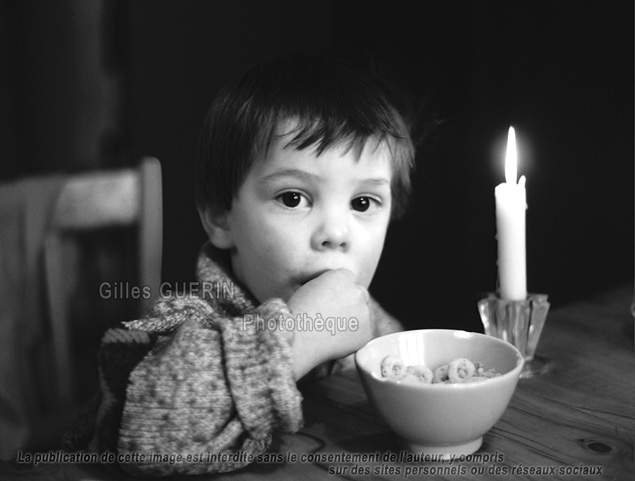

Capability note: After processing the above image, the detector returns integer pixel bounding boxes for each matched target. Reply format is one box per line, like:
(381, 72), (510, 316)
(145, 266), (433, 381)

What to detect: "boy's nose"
(312, 213), (350, 251)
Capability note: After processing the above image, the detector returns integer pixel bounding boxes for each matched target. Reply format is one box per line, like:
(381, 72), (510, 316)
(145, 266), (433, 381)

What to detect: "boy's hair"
(195, 53), (415, 219)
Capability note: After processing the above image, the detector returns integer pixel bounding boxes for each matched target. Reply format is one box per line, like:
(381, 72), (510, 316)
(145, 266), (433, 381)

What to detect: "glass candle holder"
(477, 293), (551, 378)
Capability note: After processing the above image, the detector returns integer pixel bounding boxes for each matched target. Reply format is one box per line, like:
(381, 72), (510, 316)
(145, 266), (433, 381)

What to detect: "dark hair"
(195, 53), (415, 218)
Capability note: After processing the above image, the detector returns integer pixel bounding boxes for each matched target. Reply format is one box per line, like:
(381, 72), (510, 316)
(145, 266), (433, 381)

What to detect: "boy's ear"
(198, 206), (234, 249)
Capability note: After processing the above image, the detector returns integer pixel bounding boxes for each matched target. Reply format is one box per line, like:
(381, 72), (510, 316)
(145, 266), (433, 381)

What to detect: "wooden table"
(2, 284), (633, 480)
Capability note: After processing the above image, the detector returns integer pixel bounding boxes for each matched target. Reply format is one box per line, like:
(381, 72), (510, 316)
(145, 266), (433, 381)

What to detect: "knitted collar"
(194, 242), (260, 317)
(124, 243), (262, 332)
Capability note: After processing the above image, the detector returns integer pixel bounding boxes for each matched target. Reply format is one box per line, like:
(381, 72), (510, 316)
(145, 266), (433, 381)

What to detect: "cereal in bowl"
(405, 364), (434, 383)
(380, 355), (407, 379)
(381, 356), (500, 384)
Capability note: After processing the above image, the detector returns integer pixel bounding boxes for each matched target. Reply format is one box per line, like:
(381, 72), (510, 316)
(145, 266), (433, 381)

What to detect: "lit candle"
(495, 126), (527, 300)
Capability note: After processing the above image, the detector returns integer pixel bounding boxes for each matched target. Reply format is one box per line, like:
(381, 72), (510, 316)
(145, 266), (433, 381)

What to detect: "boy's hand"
(286, 269), (373, 379)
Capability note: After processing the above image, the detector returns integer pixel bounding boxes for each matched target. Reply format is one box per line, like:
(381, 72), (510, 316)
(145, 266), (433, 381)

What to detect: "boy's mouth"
(301, 270), (330, 285)
(294, 269), (333, 287)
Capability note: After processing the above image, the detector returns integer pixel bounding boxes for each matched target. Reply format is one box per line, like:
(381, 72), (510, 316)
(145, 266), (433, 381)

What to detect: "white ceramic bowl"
(355, 329), (523, 458)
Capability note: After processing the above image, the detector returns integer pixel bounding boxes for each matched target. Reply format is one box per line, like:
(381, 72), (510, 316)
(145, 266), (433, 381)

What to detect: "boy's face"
(218, 135), (393, 304)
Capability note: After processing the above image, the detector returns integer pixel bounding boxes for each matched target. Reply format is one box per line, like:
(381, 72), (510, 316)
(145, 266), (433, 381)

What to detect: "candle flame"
(505, 126), (517, 184)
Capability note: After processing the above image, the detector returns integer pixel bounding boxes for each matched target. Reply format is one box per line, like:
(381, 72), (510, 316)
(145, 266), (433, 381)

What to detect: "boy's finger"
(332, 268), (355, 280)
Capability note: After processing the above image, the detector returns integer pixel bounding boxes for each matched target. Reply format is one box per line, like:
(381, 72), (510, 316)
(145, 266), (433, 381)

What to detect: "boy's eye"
(277, 191), (308, 208)
(351, 196), (376, 212)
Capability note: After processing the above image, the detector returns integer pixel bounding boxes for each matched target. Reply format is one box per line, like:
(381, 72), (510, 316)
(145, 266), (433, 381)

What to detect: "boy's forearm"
(285, 328), (350, 381)
(284, 330), (322, 380)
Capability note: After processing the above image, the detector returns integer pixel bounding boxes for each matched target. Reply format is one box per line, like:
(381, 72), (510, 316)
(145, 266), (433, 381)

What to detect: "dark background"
(2, 0), (633, 333)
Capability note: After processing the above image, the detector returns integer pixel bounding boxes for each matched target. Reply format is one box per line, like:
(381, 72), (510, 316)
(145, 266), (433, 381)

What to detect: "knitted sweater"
(66, 243), (401, 477)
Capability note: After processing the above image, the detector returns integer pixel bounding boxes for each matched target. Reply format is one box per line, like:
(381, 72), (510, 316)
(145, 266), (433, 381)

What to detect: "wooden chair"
(44, 157), (162, 405)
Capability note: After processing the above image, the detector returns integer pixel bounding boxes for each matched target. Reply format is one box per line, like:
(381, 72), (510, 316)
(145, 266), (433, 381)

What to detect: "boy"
(68, 53), (415, 476)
